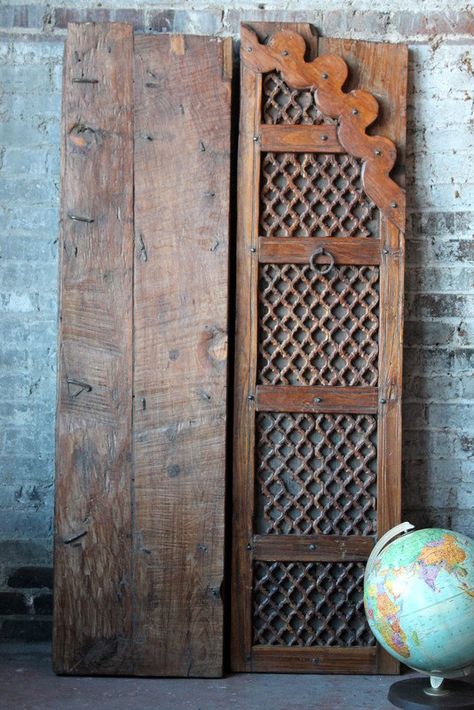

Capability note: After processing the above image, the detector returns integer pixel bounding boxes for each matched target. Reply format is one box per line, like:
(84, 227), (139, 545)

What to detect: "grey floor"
(0, 642), (465, 710)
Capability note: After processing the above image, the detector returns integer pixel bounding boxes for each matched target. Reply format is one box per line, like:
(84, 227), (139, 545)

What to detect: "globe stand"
(388, 678), (474, 709)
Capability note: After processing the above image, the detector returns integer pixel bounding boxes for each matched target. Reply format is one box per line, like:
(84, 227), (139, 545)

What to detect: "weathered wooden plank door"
(231, 22), (407, 674)
(54, 24), (232, 677)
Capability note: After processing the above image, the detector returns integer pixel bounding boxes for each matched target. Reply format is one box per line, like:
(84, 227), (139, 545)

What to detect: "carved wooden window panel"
(232, 23), (407, 675)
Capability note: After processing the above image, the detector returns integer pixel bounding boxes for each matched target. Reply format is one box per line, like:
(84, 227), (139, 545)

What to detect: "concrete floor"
(0, 642), (468, 710)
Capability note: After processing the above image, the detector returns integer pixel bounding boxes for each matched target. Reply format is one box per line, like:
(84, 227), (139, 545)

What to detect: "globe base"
(388, 678), (474, 709)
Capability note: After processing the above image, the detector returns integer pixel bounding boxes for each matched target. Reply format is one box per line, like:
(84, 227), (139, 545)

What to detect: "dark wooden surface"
(53, 23), (134, 674)
(55, 26), (232, 677)
(253, 535), (374, 561)
(232, 21), (407, 675)
(133, 33), (232, 677)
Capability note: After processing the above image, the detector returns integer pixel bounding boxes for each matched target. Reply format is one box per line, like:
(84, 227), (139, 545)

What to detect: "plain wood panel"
(53, 23), (134, 675)
(260, 124), (342, 153)
(258, 237), (381, 264)
(256, 386), (378, 413)
(253, 535), (374, 561)
(133, 34), (232, 677)
(251, 646), (377, 674)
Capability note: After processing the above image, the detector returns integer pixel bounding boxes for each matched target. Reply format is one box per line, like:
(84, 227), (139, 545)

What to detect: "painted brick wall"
(0, 2), (473, 640)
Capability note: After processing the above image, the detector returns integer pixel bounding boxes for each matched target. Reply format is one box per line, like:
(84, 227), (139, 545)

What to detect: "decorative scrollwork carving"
(241, 26), (405, 232)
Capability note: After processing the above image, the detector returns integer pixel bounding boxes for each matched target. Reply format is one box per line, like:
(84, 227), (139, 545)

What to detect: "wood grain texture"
(256, 386), (378, 413)
(133, 34), (232, 677)
(376, 219), (405, 674)
(260, 124), (342, 153)
(250, 646), (377, 674)
(258, 237), (380, 265)
(53, 23), (134, 675)
(253, 535), (374, 562)
(230, 59), (262, 673)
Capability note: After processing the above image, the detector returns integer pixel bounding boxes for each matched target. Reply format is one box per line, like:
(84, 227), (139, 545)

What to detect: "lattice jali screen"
(258, 263), (380, 386)
(255, 412), (378, 536)
(262, 71), (335, 125)
(260, 152), (379, 238)
(233, 24), (406, 676)
(253, 561), (375, 647)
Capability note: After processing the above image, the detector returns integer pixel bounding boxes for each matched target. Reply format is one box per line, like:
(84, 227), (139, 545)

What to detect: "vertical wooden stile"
(232, 22), (407, 674)
(54, 23), (134, 674)
(133, 34), (232, 677)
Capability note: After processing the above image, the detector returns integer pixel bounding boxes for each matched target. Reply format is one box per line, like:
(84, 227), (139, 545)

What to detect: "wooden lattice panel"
(256, 412), (377, 536)
(253, 561), (375, 647)
(260, 152), (379, 238)
(258, 263), (380, 386)
(233, 22), (407, 675)
(262, 71), (335, 125)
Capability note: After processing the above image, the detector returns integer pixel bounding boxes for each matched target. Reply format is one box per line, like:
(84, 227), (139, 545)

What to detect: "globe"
(364, 525), (474, 680)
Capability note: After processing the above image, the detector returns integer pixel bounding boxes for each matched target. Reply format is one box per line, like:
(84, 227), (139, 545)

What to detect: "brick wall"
(1, 2), (473, 640)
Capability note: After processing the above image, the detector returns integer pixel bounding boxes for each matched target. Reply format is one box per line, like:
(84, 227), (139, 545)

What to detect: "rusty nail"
(72, 78), (98, 84)
(68, 213), (94, 223)
(391, 201), (398, 208)
(282, 50), (289, 56)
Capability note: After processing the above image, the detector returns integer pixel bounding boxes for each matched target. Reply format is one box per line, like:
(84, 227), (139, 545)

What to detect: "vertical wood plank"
(53, 23), (134, 675)
(376, 219), (405, 675)
(231, 61), (261, 673)
(133, 34), (232, 677)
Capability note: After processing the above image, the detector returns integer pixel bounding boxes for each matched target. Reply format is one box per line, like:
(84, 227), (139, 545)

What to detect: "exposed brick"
(323, 10), (389, 37)
(7, 566), (53, 589)
(146, 9), (174, 33)
(173, 9), (223, 35)
(0, 618), (52, 641)
(404, 320), (457, 348)
(53, 7), (87, 29)
(0, 5), (45, 30)
(33, 592), (53, 615)
(113, 8), (145, 31)
(0, 591), (28, 615)
(394, 10), (474, 37)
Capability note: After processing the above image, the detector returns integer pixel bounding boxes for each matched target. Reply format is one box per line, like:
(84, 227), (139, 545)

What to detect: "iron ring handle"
(309, 247), (335, 275)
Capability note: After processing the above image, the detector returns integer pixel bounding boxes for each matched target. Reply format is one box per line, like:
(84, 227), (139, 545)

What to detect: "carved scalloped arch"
(241, 26), (405, 234)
